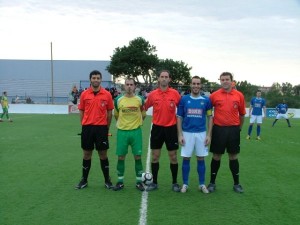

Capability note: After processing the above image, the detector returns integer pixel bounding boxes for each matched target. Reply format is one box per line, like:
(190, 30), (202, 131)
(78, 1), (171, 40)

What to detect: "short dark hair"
(158, 69), (171, 77)
(219, 72), (233, 81)
(125, 77), (136, 85)
(191, 75), (201, 80)
(89, 70), (102, 79)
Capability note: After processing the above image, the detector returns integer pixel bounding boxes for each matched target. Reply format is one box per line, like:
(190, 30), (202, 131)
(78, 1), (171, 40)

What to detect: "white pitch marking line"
(139, 124), (152, 225)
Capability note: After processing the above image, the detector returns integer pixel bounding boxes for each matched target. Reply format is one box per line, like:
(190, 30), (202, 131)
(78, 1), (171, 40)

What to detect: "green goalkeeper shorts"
(2, 107), (8, 114)
(116, 127), (142, 156)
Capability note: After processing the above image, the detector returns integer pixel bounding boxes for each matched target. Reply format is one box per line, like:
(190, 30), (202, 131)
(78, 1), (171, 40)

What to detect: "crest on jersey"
(101, 100), (107, 107)
(233, 101), (238, 109)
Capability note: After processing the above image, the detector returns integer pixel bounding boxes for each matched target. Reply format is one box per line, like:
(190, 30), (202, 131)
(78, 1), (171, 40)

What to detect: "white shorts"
(276, 113), (288, 119)
(249, 115), (263, 124)
(180, 131), (209, 158)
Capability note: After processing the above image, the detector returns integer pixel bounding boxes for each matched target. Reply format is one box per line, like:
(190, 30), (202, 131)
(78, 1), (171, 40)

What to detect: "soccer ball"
(141, 172), (153, 185)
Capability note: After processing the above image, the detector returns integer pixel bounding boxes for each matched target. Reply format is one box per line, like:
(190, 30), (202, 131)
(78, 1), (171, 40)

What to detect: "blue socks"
(248, 125), (253, 135)
(257, 125), (261, 136)
(182, 159), (190, 185)
(197, 160), (206, 185)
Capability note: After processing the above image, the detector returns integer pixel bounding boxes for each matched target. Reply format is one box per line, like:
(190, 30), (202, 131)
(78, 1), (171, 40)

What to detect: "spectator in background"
(184, 89), (190, 95)
(15, 95), (19, 103)
(113, 88), (119, 99)
(135, 84), (141, 96)
(109, 87), (116, 99)
(26, 97), (32, 104)
(231, 80), (237, 90)
(78, 87), (83, 97)
(145, 89), (150, 99)
(141, 89), (147, 99)
(69, 85), (79, 104)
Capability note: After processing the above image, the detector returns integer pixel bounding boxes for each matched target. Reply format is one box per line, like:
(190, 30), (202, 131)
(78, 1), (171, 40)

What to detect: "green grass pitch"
(0, 114), (299, 225)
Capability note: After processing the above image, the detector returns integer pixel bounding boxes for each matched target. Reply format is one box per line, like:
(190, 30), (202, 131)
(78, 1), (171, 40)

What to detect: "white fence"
(7, 104), (300, 118)
(9, 104), (68, 114)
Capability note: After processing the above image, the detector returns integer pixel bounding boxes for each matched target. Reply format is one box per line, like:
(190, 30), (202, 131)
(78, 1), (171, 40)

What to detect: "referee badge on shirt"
(101, 100), (107, 107)
(169, 101), (176, 112)
(233, 101), (238, 109)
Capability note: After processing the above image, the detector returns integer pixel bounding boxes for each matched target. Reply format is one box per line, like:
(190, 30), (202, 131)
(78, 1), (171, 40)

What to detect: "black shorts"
(210, 125), (240, 154)
(81, 125), (109, 151)
(150, 124), (178, 151)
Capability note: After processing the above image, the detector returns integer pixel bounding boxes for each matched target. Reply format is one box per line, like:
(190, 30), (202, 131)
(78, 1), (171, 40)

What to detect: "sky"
(0, 0), (299, 86)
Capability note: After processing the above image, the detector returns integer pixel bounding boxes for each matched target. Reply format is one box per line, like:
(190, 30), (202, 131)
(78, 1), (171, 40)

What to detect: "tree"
(204, 81), (220, 93)
(236, 81), (258, 104)
(107, 37), (159, 85)
(265, 82), (300, 108)
(281, 82), (294, 96)
(198, 77), (209, 90)
(293, 85), (300, 96)
(154, 58), (192, 85)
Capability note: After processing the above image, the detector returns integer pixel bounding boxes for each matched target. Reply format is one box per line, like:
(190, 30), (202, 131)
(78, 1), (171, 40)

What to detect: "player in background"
(0, 91), (13, 122)
(231, 80), (237, 90)
(177, 76), (213, 193)
(75, 70), (114, 190)
(144, 70), (182, 192)
(112, 78), (146, 191)
(272, 99), (291, 127)
(208, 72), (246, 193)
(246, 90), (266, 140)
(69, 85), (79, 104)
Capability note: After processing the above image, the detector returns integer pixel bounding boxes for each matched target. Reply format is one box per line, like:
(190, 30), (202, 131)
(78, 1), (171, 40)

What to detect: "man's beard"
(91, 82), (100, 88)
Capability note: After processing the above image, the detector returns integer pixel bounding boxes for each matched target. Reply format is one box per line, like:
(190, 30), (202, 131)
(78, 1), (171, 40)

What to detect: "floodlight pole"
(50, 42), (54, 104)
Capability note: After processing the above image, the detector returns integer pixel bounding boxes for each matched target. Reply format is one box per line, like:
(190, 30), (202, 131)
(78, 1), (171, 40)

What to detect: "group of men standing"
(74, 69), (291, 194)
